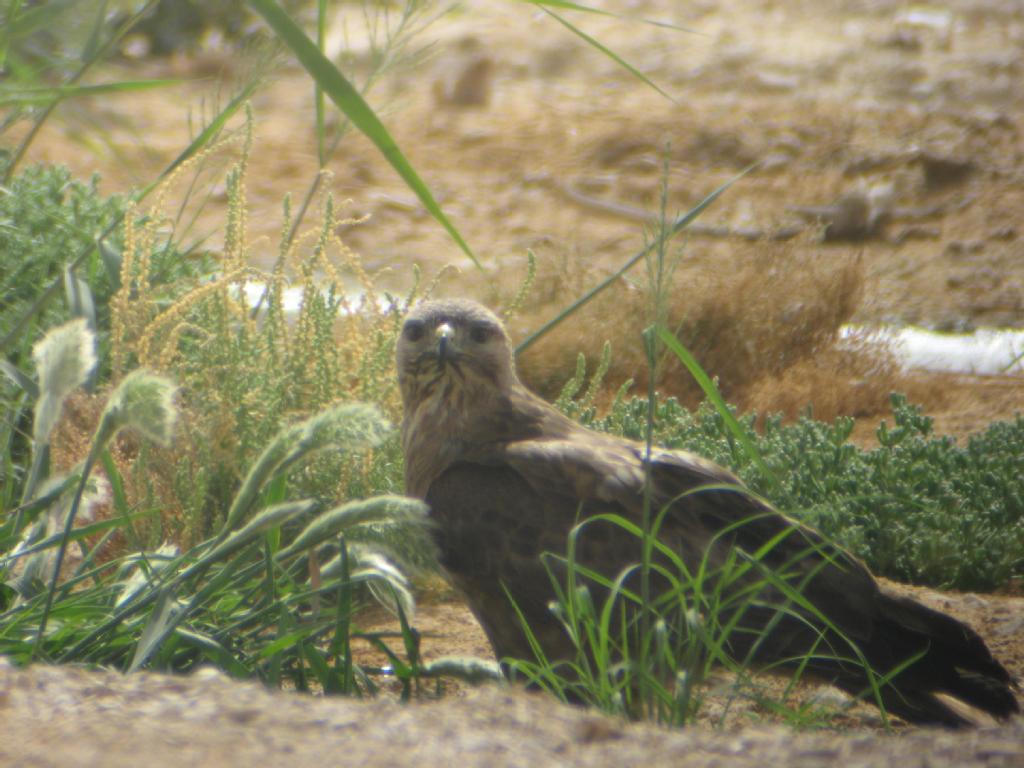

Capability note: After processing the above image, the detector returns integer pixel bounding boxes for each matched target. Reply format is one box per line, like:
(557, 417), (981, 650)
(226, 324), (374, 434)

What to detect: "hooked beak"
(436, 322), (454, 367)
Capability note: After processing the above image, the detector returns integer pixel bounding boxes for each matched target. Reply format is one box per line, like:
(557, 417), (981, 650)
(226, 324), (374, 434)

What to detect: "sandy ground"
(2, 658), (1023, 768)
(5, 0), (1024, 763)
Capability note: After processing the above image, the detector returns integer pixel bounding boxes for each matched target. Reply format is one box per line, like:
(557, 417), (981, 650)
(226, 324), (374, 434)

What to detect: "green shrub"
(574, 392), (1023, 592)
(0, 163), (214, 347)
(0, 165), (124, 351)
(0, 164), (213, 506)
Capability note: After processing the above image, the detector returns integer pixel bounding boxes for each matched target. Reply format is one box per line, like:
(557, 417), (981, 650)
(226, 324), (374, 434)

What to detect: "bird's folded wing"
(491, 437), (739, 509)
(490, 437), (880, 623)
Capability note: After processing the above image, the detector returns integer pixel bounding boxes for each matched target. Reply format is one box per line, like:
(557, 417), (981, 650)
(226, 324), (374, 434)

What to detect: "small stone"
(945, 240), (984, 257)
(574, 717), (622, 743)
(754, 72), (800, 92)
(920, 153), (975, 190)
(806, 687), (851, 709)
(434, 50), (494, 109)
(892, 225), (940, 243)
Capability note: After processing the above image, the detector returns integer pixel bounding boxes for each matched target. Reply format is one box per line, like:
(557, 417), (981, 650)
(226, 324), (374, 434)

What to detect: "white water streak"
(842, 325), (1024, 375)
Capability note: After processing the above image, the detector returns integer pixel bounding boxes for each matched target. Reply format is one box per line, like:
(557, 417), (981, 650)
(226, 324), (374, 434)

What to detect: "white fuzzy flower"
(99, 370), (179, 447)
(31, 318), (97, 445)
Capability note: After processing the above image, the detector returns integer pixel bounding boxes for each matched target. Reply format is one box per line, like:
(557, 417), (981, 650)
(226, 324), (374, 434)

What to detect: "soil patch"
(2, 658), (1022, 768)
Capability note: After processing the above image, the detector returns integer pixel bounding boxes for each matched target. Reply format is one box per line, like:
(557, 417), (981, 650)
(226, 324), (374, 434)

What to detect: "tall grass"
(505, 500), (902, 728)
(95, 113), (420, 546)
(1, 317), (427, 693)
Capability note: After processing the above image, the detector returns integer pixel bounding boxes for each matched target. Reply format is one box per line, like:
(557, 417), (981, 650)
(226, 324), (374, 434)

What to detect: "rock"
(946, 240), (986, 256)
(920, 153), (976, 190)
(434, 42), (495, 109)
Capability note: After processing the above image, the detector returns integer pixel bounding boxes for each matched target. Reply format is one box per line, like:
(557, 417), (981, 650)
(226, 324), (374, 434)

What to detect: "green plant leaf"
(536, 6), (675, 103)
(1, 0), (78, 40)
(129, 588), (185, 672)
(62, 268), (96, 331)
(0, 79), (180, 107)
(0, 357), (37, 398)
(655, 325), (779, 494)
(520, 1), (695, 32)
(0, 510), (152, 568)
(139, 80), (261, 200)
(257, 627), (320, 659)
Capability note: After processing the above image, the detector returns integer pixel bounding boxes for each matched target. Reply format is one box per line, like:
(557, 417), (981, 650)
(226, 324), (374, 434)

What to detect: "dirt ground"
(4, 658), (1023, 768)
(353, 580), (1024, 726)
(7, 0), (1024, 763)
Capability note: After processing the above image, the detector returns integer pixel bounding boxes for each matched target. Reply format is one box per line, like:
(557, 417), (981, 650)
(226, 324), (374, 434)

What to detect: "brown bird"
(397, 298), (1019, 727)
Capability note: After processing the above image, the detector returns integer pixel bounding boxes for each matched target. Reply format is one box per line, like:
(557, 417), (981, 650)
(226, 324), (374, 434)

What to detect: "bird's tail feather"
(868, 593), (1020, 724)
(732, 591), (1019, 726)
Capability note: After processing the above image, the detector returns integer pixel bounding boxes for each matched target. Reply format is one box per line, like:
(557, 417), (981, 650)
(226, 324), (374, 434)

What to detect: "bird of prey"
(397, 298), (1019, 727)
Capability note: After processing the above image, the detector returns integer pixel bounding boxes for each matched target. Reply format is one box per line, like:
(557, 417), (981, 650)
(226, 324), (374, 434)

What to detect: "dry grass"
(512, 239), (918, 423)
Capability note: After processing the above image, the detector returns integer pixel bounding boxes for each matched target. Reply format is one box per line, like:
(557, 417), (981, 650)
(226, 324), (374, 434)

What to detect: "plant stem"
(32, 438), (103, 660)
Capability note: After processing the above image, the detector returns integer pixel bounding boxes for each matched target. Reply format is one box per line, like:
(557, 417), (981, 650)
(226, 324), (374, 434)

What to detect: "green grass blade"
(537, 6), (674, 103)
(138, 80), (260, 200)
(1, 0), (77, 40)
(4, 474), (75, 533)
(257, 626), (320, 659)
(176, 627), (250, 676)
(520, 1), (697, 33)
(79, 0), (108, 64)
(248, 0), (480, 270)
(315, 0), (328, 167)
(0, 0), (26, 69)
(0, 79), (181, 107)
(2, 0), (159, 184)
(516, 167), (752, 355)
(0, 357), (37, 398)
(656, 324), (779, 493)
(128, 587), (185, 672)
(0, 510), (152, 567)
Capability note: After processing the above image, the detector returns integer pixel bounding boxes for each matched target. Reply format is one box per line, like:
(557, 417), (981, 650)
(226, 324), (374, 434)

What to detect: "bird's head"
(396, 299), (517, 411)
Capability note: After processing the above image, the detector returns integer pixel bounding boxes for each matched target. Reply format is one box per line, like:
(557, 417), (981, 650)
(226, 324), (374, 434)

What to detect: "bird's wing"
(482, 434), (881, 638)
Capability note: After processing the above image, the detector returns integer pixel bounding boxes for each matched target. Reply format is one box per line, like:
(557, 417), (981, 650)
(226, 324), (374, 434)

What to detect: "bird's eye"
(403, 320), (425, 342)
(469, 324), (492, 343)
